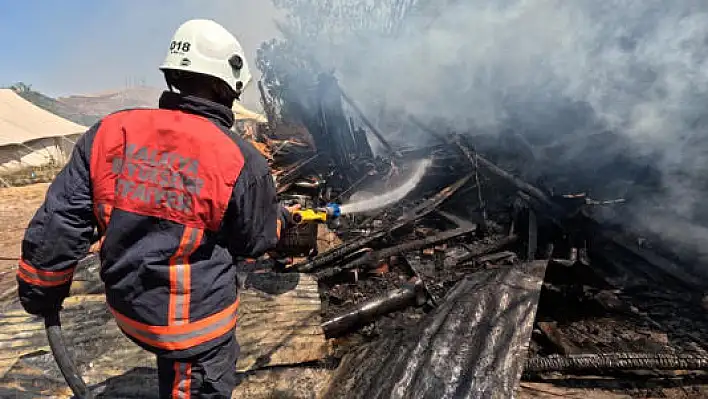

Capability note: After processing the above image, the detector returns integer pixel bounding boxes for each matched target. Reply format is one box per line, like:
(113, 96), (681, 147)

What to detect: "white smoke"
(268, 0), (708, 269)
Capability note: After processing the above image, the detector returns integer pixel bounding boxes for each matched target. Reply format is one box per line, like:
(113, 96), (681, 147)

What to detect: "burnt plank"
(323, 260), (549, 399)
(518, 382), (631, 398)
(536, 321), (582, 355)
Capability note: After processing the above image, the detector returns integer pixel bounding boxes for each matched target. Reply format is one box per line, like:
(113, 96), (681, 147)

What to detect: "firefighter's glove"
(18, 283), (68, 317)
(20, 299), (63, 317)
(281, 204), (301, 229)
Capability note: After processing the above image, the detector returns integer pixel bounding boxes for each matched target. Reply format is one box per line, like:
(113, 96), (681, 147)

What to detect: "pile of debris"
(249, 73), (708, 397)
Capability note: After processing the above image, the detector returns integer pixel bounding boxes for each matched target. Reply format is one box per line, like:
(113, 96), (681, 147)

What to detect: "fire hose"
(43, 234), (98, 398)
(44, 311), (94, 398)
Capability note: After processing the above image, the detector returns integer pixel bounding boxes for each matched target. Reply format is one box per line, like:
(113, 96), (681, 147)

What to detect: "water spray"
(340, 158), (432, 214)
(292, 158), (432, 224)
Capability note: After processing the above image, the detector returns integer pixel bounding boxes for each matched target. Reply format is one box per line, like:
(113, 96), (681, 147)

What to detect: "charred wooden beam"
(257, 80), (277, 128)
(514, 203), (539, 261)
(338, 86), (396, 156)
(294, 175), (472, 273)
(535, 321), (582, 355)
(294, 231), (387, 274)
(435, 210), (477, 230)
(455, 235), (519, 265)
(473, 151), (563, 214)
(377, 225), (476, 258)
(524, 352), (708, 374)
(276, 154), (319, 187)
(314, 251), (374, 280)
(409, 118), (568, 219)
(315, 225), (477, 280)
(321, 280), (427, 338)
(476, 251), (518, 265)
(473, 152), (489, 232)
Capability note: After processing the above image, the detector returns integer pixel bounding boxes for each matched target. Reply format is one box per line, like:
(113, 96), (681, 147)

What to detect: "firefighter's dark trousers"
(157, 334), (238, 398)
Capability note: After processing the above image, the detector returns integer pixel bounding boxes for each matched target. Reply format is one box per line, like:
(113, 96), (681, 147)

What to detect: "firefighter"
(16, 19), (291, 398)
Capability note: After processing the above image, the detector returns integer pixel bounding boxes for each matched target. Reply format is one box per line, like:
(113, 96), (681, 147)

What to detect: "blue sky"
(0, 1), (279, 98)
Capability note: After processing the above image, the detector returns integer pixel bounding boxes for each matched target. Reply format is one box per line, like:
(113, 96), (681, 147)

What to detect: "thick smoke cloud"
(272, 0), (708, 267)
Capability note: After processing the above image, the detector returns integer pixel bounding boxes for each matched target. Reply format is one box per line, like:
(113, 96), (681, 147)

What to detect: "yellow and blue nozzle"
(292, 203), (341, 225)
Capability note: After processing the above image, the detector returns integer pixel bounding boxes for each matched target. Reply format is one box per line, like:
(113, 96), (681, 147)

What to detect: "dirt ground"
(0, 183), (48, 260)
(0, 183), (48, 305)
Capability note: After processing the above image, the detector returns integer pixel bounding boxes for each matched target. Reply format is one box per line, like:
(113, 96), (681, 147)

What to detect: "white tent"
(0, 89), (86, 172)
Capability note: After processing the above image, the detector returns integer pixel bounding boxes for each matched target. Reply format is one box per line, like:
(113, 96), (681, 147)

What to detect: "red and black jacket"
(17, 91), (285, 357)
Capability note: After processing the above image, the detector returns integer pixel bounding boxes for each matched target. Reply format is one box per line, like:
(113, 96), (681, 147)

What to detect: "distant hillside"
(10, 85), (100, 127)
(59, 86), (265, 114)
(5, 84), (162, 128)
(10, 83), (265, 128)
(58, 86), (163, 118)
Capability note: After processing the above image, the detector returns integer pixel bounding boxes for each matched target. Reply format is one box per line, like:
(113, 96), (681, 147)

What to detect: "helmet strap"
(164, 72), (176, 92)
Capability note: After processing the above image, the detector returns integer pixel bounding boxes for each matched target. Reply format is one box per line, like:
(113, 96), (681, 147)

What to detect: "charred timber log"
(338, 86), (396, 157)
(524, 353), (708, 374)
(396, 174), (472, 222)
(315, 225), (477, 280)
(455, 235), (519, 265)
(294, 175), (472, 273)
(410, 118), (569, 220)
(473, 151), (563, 215)
(473, 151), (489, 232)
(294, 231), (388, 274)
(314, 249), (374, 280)
(276, 154), (319, 187)
(436, 210), (477, 230)
(476, 251), (518, 265)
(316, 74), (355, 174)
(375, 225), (476, 259)
(322, 261), (548, 399)
(321, 280), (427, 338)
(257, 80), (277, 128)
(535, 321), (582, 355)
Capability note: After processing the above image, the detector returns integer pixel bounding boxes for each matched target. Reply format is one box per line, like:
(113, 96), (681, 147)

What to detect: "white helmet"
(160, 19), (252, 97)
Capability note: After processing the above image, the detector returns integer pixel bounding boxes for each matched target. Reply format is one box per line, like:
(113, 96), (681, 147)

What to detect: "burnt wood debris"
(251, 72), (708, 397)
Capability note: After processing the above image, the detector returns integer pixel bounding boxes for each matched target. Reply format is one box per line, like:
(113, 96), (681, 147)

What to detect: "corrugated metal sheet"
(323, 261), (548, 399)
